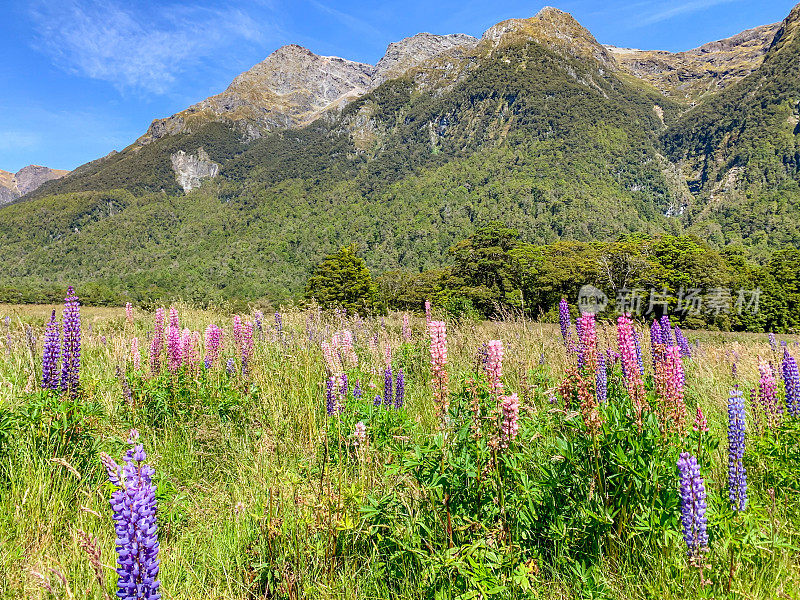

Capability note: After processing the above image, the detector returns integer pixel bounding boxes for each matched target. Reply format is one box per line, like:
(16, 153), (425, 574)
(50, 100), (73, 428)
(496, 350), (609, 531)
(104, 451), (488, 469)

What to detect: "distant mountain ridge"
(0, 165), (69, 205)
(3, 4), (800, 304)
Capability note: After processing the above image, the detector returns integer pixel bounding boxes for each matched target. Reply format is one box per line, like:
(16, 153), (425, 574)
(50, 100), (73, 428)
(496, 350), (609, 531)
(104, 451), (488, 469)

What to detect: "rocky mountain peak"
(481, 7), (617, 69)
(0, 165), (69, 205)
(373, 32), (478, 85)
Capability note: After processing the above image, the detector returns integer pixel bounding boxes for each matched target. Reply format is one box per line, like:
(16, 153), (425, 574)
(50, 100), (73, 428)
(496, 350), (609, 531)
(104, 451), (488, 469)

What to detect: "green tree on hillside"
(304, 244), (377, 315)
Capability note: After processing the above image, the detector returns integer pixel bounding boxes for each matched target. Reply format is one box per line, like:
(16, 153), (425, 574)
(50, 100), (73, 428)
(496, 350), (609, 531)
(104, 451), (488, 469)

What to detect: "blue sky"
(0, 0), (796, 172)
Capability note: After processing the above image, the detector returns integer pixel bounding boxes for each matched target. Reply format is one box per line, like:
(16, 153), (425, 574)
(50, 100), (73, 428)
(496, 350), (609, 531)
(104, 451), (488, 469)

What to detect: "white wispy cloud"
(28, 1), (274, 94)
(307, 0), (384, 39)
(636, 0), (742, 26)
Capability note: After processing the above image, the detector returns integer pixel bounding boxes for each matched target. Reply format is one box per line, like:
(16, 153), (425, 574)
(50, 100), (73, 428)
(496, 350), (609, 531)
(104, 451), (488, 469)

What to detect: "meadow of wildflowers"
(0, 293), (799, 599)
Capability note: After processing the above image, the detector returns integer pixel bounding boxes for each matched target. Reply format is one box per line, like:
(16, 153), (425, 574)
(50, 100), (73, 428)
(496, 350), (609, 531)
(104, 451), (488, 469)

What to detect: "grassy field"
(1, 302), (799, 599)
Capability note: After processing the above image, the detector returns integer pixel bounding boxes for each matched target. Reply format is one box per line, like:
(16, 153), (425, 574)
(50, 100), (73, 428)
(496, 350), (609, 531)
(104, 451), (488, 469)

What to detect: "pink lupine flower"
(499, 393), (520, 448)
(402, 314), (411, 342)
(485, 340), (504, 394)
(131, 337), (141, 371)
(241, 322), (254, 375)
(321, 341), (341, 376)
(125, 302), (133, 324)
(429, 321), (449, 416)
(617, 315), (648, 423)
(150, 307), (165, 373)
(758, 359), (780, 430)
(577, 313), (598, 373)
(663, 345), (688, 434)
(332, 330), (358, 367)
(233, 315), (243, 350)
(693, 406), (708, 433)
(167, 316), (181, 374)
(425, 300), (432, 326)
(204, 324), (222, 368)
(384, 340), (392, 368)
(353, 421), (367, 447)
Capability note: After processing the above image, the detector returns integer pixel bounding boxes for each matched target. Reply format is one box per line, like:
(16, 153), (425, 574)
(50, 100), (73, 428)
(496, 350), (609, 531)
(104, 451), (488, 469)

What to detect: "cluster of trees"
(307, 224), (800, 332)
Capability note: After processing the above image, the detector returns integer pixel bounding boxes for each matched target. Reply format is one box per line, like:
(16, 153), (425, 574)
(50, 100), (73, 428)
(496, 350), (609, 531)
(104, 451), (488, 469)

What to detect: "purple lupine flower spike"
(42, 310), (60, 390)
(373, 394), (382, 407)
(384, 367), (393, 407)
(60, 287), (81, 397)
(596, 354), (607, 403)
(395, 368), (405, 409)
(353, 380), (362, 399)
(677, 452), (709, 561)
(781, 350), (799, 418)
(675, 326), (692, 358)
(326, 376), (336, 415)
(101, 432), (161, 600)
(660, 315), (674, 347)
(728, 387), (747, 511)
(558, 298), (571, 347)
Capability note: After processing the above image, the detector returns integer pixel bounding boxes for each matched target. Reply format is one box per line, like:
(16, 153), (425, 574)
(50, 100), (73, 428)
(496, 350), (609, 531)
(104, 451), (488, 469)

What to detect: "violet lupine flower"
(225, 358), (235, 376)
(204, 324), (222, 368)
(558, 298), (572, 347)
(101, 432), (161, 600)
(675, 327), (692, 359)
(499, 393), (520, 448)
(660, 315), (674, 347)
(326, 376), (337, 415)
(340, 373), (348, 398)
(677, 452), (709, 560)
(384, 367), (394, 407)
(353, 380), (362, 399)
(731, 361), (738, 380)
(728, 387), (747, 512)
(253, 311), (263, 337)
(769, 333), (777, 352)
(596, 354), (607, 403)
(374, 394), (382, 407)
(60, 287), (81, 397)
(274, 312), (282, 335)
(42, 310), (60, 390)
(395, 369), (405, 409)
(781, 350), (799, 418)
(485, 340), (504, 394)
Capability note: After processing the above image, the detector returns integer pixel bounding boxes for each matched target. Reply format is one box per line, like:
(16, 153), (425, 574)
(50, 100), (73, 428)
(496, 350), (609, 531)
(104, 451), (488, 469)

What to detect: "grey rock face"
(170, 148), (220, 193)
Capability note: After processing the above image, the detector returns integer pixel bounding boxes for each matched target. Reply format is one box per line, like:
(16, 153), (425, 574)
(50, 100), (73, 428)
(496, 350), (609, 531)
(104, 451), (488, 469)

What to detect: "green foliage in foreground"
(1, 306), (799, 598)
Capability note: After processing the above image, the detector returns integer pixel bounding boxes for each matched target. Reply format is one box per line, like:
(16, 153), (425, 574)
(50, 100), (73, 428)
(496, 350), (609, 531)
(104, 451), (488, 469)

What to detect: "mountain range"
(2, 5), (799, 305)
